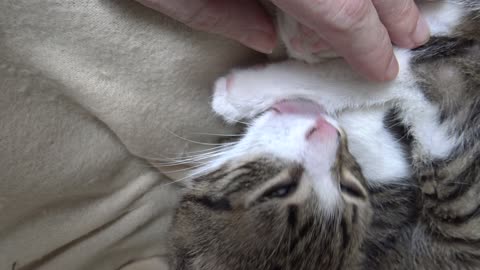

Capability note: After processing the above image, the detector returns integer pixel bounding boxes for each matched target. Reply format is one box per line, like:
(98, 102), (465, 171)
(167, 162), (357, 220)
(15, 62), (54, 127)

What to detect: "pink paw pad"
(225, 75), (234, 91)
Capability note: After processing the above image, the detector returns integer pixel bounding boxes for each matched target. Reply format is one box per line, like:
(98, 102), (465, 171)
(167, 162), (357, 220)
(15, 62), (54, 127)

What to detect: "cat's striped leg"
(413, 146), (480, 266)
(418, 147), (480, 242)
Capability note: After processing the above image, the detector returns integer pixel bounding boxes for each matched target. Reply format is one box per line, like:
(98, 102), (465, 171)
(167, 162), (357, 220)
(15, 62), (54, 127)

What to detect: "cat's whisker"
(143, 142), (238, 162)
(152, 157), (217, 167)
(156, 172), (205, 190)
(150, 158), (206, 166)
(157, 151), (226, 162)
(146, 145), (237, 165)
(140, 148), (227, 163)
(215, 113), (252, 126)
(164, 127), (226, 146)
(159, 163), (209, 174)
(188, 132), (244, 137)
(188, 144), (258, 177)
(265, 221), (288, 268)
(148, 143), (240, 166)
(168, 144), (234, 156)
(126, 164), (202, 190)
(286, 223), (293, 270)
(178, 149), (239, 162)
(181, 145), (236, 158)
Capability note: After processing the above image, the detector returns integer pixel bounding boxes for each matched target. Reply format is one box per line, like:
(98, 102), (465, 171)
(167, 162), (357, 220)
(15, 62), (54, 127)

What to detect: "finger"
(272, 0), (398, 81)
(135, 0), (276, 53)
(297, 24), (330, 52)
(311, 39), (331, 52)
(373, 0), (430, 48)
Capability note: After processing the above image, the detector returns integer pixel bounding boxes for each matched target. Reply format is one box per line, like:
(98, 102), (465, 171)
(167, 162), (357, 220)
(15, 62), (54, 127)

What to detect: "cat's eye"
(260, 182), (298, 200)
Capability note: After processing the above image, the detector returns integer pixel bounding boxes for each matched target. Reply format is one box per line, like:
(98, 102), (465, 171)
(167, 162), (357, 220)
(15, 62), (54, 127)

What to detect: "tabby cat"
(169, 1), (480, 269)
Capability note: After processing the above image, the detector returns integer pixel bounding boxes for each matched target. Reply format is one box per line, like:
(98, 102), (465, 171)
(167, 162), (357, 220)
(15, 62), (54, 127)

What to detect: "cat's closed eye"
(260, 181), (299, 200)
(256, 167), (303, 202)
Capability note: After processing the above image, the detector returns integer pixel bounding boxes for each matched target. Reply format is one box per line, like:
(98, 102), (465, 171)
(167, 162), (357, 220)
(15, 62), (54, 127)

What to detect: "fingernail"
(384, 55), (399, 81)
(240, 31), (276, 54)
(412, 16), (430, 46)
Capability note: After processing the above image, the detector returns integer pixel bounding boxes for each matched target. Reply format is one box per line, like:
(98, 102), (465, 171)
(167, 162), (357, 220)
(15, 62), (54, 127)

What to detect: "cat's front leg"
(212, 50), (416, 123)
(413, 153), (480, 266)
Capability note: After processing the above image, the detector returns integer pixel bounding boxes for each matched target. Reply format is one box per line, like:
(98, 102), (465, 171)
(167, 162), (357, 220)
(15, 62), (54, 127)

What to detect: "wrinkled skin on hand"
(136, 0), (430, 81)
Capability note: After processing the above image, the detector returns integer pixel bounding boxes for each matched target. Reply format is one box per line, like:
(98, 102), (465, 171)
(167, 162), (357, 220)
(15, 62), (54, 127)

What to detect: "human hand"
(136, 0), (277, 53)
(136, 0), (430, 81)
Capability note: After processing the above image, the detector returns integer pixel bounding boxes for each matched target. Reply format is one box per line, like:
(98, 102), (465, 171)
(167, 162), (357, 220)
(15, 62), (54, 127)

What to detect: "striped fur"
(170, 1), (480, 269)
(171, 136), (371, 270)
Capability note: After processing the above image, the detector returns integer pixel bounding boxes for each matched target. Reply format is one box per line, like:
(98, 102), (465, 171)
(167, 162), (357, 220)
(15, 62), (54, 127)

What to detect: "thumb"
(136, 0), (276, 53)
(272, 0), (398, 81)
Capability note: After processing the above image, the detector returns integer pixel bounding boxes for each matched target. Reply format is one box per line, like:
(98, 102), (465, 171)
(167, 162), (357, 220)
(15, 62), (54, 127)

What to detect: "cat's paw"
(418, 164), (480, 239)
(212, 67), (277, 123)
(418, 166), (457, 201)
(212, 74), (245, 123)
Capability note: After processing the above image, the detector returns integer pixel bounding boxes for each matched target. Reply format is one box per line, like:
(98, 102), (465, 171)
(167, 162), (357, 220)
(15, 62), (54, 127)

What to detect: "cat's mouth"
(268, 99), (340, 133)
(270, 99), (326, 116)
(251, 99), (328, 121)
(271, 99), (340, 139)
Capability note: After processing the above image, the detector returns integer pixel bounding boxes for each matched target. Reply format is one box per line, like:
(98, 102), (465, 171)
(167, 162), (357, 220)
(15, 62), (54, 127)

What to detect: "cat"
(169, 0), (480, 269)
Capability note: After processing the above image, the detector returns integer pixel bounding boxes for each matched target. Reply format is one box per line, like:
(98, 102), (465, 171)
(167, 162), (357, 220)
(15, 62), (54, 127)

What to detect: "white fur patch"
(338, 109), (411, 183)
(211, 46), (459, 182)
(420, 1), (465, 36)
(194, 111), (342, 211)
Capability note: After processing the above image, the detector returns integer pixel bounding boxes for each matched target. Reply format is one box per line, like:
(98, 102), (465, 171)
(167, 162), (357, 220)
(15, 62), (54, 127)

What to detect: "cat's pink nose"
(306, 116), (338, 140)
(272, 100), (325, 115)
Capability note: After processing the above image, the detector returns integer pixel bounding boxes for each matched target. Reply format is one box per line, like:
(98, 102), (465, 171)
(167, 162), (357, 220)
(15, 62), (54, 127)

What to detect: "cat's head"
(171, 100), (372, 270)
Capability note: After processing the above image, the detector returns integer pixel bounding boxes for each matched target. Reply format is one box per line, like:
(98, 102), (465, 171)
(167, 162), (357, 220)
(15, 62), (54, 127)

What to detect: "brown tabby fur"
(169, 1), (480, 269)
(171, 134), (371, 270)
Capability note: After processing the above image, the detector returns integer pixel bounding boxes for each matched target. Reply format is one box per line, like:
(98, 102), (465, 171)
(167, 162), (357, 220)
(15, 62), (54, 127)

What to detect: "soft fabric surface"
(0, 0), (262, 269)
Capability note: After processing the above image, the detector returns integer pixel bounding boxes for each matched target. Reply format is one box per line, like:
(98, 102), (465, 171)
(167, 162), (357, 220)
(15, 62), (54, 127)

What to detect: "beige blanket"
(0, 1), (263, 269)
